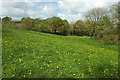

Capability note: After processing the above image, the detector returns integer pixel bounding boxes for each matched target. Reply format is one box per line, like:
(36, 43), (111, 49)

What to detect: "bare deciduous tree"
(85, 8), (107, 21)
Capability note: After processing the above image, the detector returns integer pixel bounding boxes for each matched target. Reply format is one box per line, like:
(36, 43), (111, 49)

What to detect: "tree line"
(2, 3), (119, 45)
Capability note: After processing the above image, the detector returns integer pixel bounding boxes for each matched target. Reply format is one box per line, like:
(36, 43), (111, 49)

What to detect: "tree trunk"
(54, 29), (56, 33)
(91, 26), (95, 37)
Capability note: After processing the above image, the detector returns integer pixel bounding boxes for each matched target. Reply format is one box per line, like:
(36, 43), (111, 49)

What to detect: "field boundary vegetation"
(1, 3), (119, 46)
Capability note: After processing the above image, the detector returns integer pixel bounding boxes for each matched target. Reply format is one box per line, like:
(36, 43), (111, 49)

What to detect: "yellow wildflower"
(89, 67), (91, 72)
(104, 71), (106, 73)
(19, 58), (22, 62)
(106, 69), (108, 71)
(78, 59), (80, 62)
(47, 64), (49, 67)
(29, 72), (31, 75)
(81, 73), (84, 76)
(49, 61), (52, 63)
(37, 56), (39, 59)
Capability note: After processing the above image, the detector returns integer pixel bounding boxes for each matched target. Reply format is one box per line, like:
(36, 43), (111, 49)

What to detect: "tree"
(37, 20), (50, 33)
(85, 8), (107, 21)
(34, 18), (43, 26)
(2, 16), (12, 23)
(85, 20), (97, 37)
(118, 2), (120, 42)
(73, 20), (88, 36)
(2, 16), (12, 27)
(21, 17), (25, 22)
(21, 17), (34, 30)
(109, 3), (118, 25)
(60, 19), (70, 36)
(49, 16), (63, 33)
(85, 8), (111, 38)
(102, 15), (113, 27)
(33, 18), (43, 31)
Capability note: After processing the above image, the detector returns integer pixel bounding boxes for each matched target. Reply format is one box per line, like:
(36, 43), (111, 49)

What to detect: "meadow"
(2, 28), (118, 78)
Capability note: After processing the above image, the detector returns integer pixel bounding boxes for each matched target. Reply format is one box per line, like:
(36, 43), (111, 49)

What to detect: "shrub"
(103, 35), (118, 45)
(102, 27), (112, 35)
(91, 36), (97, 40)
(15, 23), (23, 29)
(97, 31), (103, 40)
(111, 26), (118, 35)
(6, 21), (16, 28)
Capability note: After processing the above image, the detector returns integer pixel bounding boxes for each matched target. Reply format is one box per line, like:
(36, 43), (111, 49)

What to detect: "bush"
(15, 23), (23, 29)
(103, 35), (118, 45)
(102, 27), (112, 35)
(97, 31), (103, 40)
(6, 21), (16, 28)
(91, 36), (97, 40)
(111, 26), (118, 35)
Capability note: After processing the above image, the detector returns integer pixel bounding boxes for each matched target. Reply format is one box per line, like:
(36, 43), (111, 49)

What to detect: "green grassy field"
(2, 28), (118, 78)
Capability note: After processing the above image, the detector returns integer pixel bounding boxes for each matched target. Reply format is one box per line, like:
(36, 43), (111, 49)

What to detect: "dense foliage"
(2, 16), (12, 27)
(2, 3), (118, 45)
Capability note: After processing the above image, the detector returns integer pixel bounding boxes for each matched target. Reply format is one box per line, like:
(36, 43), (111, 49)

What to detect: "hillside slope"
(2, 28), (118, 78)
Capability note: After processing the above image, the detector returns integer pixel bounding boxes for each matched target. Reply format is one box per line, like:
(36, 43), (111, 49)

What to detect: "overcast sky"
(0, 0), (119, 22)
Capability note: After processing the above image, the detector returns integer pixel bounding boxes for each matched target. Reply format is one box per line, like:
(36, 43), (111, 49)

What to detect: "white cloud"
(42, 4), (57, 16)
(57, 0), (119, 22)
(12, 8), (25, 16)
(26, 10), (40, 18)
(27, 2), (35, 7)
(94, 0), (107, 7)
(26, 3), (58, 19)
(2, 7), (25, 17)
(0, 0), (2, 16)
(2, 0), (30, 2)
(1, 0), (119, 22)
(58, 0), (118, 2)
(58, 1), (87, 14)
(33, 0), (43, 2)
(2, 0), (59, 2)
(2, 2), (28, 20)
(2, 2), (58, 20)
(58, 1), (90, 22)
(27, 10), (36, 16)
(58, 13), (83, 22)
